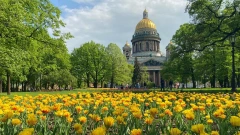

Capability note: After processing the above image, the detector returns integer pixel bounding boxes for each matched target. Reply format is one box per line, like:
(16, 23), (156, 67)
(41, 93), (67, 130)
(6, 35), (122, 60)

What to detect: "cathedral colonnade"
(148, 70), (161, 86)
(132, 41), (160, 53)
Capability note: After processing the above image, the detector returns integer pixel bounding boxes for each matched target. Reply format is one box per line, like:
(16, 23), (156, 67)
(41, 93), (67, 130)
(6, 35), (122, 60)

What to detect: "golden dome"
(135, 18), (156, 31)
(125, 41), (130, 46)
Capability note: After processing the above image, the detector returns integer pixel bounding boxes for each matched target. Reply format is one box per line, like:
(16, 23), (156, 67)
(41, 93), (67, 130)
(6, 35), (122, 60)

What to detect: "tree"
(184, 0), (240, 91)
(105, 43), (132, 88)
(0, 47), (28, 94)
(132, 57), (142, 87)
(71, 41), (109, 88)
(141, 66), (149, 84)
(0, 0), (72, 94)
(161, 40), (196, 88)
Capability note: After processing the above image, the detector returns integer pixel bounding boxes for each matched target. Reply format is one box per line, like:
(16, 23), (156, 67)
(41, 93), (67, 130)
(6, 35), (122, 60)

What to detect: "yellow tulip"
(131, 129), (142, 135)
(230, 116), (240, 126)
(170, 128), (182, 135)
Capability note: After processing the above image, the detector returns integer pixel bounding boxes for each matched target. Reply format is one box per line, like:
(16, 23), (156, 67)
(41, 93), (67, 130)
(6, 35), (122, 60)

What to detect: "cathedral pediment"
(141, 59), (163, 66)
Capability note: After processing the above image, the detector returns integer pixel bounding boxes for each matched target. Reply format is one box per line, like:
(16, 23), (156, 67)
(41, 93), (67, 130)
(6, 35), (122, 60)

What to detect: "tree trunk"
(219, 80), (223, 88)
(210, 64), (216, 88)
(11, 80), (14, 92)
(16, 81), (19, 92)
(237, 68), (240, 87)
(224, 76), (228, 88)
(39, 74), (42, 91)
(77, 78), (81, 88)
(21, 82), (24, 92)
(101, 80), (104, 88)
(51, 83), (54, 90)
(45, 82), (48, 90)
(94, 81), (97, 88)
(191, 68), (196, 88)
(87, 73), (90, 87)
(212, 45), (216, 88)
(203, 74), (206, 88)
(7, 72), (11, 95)
(2, 81), (5, 92)
(24, 81), (27, 92)
(94, 71), (98, 88)
(0, 78), (2, 93)
(110, 75), (114, 88)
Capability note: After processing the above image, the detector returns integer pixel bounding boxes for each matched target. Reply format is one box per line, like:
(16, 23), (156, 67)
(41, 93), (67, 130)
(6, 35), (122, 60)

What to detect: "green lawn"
(0, 87), (238, 98)
(0, 89), (93, 98)
(159, 87), (237, 93)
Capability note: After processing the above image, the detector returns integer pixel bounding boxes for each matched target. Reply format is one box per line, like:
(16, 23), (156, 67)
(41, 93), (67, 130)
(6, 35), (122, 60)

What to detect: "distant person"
(121, 84), (123, 89)
(176, 82), (180, 89)
(182, 83), (185, 89)
(137, 82), (140, 89)
(144, 82), (147, 89)
(169, 80), (173, 91)
(161, 79), (165, 91)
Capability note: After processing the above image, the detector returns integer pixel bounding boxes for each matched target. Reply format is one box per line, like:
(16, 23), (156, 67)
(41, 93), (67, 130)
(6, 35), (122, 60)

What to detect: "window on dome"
(139, 43), (142, 51)
(146, 42), (149, 51)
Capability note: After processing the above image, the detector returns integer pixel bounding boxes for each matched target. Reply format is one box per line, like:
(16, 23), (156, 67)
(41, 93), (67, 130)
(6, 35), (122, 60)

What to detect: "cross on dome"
(143, 8), (148, 19)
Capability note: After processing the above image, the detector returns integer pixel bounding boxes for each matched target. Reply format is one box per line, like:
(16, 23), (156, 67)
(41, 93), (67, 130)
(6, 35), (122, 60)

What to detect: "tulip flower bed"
(0, 92), (240, 135)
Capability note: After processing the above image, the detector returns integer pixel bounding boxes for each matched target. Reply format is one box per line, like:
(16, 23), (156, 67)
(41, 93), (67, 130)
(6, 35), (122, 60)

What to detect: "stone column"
(135, 44), (137, 53)
(152, 42), (154, 51)
(132, 44), (134, 53)
(140, 43), (142, 51)
(153, 71), (155, 85)
(148, 71), (151, 82)
(136, 43), (138, 52)
(149, 42), (152, 51)
(134, 43), (136, 53)
(143, 41), (146, 51)
(159, 71), (161, 86)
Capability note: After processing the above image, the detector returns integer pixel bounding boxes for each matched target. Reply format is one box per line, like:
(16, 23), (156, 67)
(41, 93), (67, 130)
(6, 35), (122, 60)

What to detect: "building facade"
(123, 9), (168, 86)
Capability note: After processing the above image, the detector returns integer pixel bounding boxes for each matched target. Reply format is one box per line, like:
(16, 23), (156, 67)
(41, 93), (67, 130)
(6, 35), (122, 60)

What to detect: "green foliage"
(106, 43), (133, 87)
(0, 47), (28, 75)
(185, 0), (240, 51)
(141, 66), (149, 84)
(163, 0), (240, 89)
(147, 82), (155, 89)
(132, 57), (142, 86)
(70, 42), (133, 88)
(0, 0), (73, 94)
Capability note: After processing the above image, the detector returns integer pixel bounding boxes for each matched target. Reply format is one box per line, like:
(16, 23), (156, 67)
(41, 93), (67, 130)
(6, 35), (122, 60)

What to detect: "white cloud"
(60, 0), (190, 55)
(72, 0), (95, 3)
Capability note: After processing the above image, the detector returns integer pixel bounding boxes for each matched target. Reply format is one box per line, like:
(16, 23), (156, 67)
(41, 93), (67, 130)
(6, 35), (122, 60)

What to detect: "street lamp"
(229, 34), (236, 92)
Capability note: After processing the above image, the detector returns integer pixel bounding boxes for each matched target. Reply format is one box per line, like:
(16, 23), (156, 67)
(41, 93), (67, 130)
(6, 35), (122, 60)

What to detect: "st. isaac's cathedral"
(122, 9), (171, 87)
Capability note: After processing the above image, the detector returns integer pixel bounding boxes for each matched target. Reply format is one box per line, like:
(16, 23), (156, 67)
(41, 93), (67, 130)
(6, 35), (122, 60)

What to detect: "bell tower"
(122, 41), (132, 60)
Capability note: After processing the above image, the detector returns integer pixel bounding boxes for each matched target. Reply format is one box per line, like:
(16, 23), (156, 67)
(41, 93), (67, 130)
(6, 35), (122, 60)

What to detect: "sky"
(50, 0), (190, 56)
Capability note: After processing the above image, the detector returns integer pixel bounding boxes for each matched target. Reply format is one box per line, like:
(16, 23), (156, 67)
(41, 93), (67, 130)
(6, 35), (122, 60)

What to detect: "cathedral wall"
(132, 40), (160, 53)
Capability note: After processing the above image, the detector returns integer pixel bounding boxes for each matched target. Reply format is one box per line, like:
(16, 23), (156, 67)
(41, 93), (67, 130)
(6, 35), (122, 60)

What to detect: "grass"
(158, 87), (238, 93)
(0, 87), (238, 98)
(0, 89), (90, 98)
